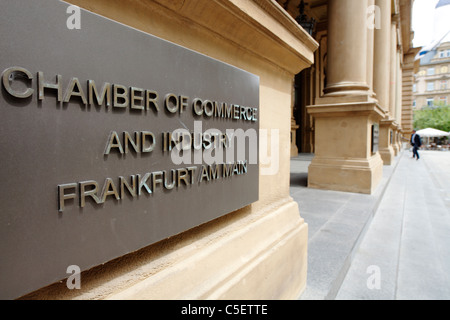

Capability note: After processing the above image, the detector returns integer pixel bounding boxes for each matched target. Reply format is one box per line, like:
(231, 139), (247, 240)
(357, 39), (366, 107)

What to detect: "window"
(440, 51), (445, 58)
(428, 68), (435, 75)
(413, 83), (417, 92)
(418, 70), (426, 76)
(427, 82), (435, 91)
(441, 80), (448, 90)
(447, 50), (450, 57)
(427, 98), (434, 107)
(413, 100), (416, 108)
(439, 97), (447, 105)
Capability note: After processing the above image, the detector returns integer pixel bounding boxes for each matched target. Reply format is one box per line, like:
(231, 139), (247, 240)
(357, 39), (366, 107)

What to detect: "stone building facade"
(413, 41), (450, 110)
(0, 0), (415, 300)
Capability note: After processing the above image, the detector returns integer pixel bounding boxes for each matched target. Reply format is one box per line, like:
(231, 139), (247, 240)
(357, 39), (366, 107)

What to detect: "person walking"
(410, 129), (422, 160)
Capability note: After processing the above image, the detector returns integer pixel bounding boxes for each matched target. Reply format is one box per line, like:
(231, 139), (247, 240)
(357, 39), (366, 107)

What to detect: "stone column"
(367, 0), (375, 97)
(395, 49), (403, 153)
(373, 0), (391, 112)
(291, 78), (299, 157)
(390, 21), (398, 119)
(307, 0), (384, 194)
(401, 48), (421, 137)
(373, 0), (395, 165)
(391, 22), (400, 155)
(324, 0), (369, 96)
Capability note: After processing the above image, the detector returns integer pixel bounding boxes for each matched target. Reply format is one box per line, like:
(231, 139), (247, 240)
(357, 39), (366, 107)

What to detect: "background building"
(414, 41), (450, 109)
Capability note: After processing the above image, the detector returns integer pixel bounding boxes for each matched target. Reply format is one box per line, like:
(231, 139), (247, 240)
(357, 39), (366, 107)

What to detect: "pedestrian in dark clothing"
(410, 130), (422, 160)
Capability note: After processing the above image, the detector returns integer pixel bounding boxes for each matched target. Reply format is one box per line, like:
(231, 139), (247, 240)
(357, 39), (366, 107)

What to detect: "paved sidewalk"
(336, 151), (450, 300)
(290, 150), (450, 300)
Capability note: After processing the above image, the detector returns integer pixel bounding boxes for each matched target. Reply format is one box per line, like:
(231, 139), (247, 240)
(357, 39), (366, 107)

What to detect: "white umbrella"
(416, 128), (450, 138)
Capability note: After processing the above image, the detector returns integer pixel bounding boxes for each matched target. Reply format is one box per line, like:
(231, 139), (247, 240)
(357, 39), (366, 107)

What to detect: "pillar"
(390, 22), (398, 119)
(307, 0), (384, 194)
(367, 0), (375, 98)
(373, 0), (395, 165)
(401, 48), (421, 137)
(390, 20), (400, 155)
(395, 49), (403, 152)
(323, 0), (369, 97)
(291, 85), (300, 157)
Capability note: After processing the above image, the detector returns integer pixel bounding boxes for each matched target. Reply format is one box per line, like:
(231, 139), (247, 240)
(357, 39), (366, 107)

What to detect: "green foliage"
(413, 103), (450, 132)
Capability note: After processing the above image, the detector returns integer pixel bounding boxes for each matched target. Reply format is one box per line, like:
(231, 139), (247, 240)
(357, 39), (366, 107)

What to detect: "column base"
(393, 128), (400, 156)
(379, 118), (397, 165)
(307, 100), (385, 194)
(291, 123), (299, 157)
(379, 147), (395, 165)
(291, 145), (299, 158)
(393, 144), (399, 156)
(308, 155), (383, 194)
(105, 200), (308, 300)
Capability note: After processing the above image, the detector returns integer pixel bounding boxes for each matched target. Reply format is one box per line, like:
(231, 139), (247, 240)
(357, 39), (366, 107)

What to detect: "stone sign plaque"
(0, 0), (259, 299)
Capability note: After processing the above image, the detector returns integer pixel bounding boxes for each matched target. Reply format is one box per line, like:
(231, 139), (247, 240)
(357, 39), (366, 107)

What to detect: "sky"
(412, 0), (450, 47)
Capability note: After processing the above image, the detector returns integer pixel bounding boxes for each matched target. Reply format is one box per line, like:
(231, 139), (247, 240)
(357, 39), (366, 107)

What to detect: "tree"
(413, 103), (450, 132)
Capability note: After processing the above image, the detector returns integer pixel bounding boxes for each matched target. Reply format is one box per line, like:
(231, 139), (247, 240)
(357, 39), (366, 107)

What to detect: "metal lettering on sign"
(0, 0), (259, 299)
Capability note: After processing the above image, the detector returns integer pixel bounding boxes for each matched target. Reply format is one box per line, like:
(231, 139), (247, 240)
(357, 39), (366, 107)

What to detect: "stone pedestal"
(307, 99), (384, 194)
(21, 0), (318, 300)
(379, 118), (396, 165)
(394, 130), (400, 155)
